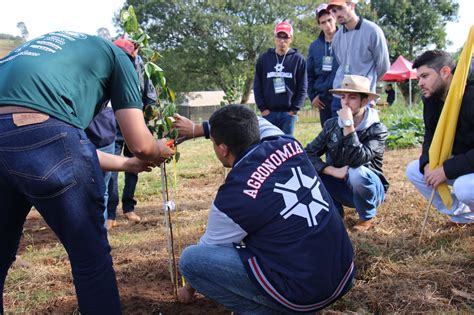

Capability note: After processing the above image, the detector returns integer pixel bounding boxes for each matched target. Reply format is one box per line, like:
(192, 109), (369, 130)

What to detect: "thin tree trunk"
(240, 75), (253, 104)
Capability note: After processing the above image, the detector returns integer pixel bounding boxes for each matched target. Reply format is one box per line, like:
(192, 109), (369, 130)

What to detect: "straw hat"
(329, 75), (379, 100)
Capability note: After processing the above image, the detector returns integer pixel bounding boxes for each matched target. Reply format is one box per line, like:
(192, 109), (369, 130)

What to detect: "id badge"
(273, 77), (286, 94)
(322, 56), (333, 72)
(344, 64), (350, 74)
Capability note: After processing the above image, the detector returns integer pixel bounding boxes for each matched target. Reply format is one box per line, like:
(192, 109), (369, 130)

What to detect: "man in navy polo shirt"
(174, 106), (354, 314)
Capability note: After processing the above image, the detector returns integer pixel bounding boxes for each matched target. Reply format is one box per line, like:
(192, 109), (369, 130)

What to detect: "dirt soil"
(8, 148), (474, 314)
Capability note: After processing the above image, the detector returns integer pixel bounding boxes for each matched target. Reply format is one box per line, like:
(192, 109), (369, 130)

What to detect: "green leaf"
(121, 6), (139, 34)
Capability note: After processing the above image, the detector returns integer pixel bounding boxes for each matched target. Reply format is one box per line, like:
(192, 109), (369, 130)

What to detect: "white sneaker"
(450, 215), (474, 224)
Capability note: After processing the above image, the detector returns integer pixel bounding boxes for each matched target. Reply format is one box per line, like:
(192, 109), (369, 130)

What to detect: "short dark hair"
(209, 105), (260, 158)
(412, 50), (455, 72)
(316, 11), (330, 24)
(359, 93), (368, 100)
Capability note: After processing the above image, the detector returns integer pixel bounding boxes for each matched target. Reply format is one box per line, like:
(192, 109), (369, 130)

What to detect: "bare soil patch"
(6, 148), (474, 314)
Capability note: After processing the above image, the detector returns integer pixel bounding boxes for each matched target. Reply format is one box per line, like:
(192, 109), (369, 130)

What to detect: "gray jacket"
(332, 18), (390, 93)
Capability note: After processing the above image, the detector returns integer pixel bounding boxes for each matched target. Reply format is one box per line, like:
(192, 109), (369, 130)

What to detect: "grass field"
(3, 114), (473, 314)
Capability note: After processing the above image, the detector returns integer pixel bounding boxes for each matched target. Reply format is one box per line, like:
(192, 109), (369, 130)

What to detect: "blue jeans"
(107, 139), (138, 220)
(320, 166), (385, 220)
(262, 111), (297, 136)
(319, 97), (334, 128)
(180, 244), (317, 314)
(0, 114), (121, 315)
(98, 142), (115, 223)
(406, 160), (474, 224)
(331, 97), (342, 118)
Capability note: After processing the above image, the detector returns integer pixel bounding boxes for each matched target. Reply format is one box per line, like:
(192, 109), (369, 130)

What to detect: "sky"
(0, 0), (473, 53)
(1, 0), (126, 40)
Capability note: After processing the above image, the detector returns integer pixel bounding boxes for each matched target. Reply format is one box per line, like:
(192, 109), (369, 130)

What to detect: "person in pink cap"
(253, 21), (307, 135)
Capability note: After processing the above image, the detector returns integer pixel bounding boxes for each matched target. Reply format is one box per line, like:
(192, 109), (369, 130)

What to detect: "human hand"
(424, 166), (447, 188)
(332, 166), (349, 179)
(311, 96), (325, 109)
(324, 165), (349, 180)
(261, 110), (270, 116)
(173, 113), (195, 140)
(288, 111), (297, 116)
(337, 105), (353, 122)
(177, 284), (196, 304)
(154, 138), (175, 165)
(123, 157), (155, 174)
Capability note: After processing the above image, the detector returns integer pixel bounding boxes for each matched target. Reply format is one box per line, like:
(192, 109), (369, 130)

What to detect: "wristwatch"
(343, 119), (353, 127)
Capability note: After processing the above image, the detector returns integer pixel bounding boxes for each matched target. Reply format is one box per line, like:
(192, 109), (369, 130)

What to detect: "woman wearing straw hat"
(305, 75), (389, 232)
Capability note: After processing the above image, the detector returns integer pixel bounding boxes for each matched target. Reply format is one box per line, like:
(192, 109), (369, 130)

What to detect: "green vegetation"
(379, 102), (424, 150)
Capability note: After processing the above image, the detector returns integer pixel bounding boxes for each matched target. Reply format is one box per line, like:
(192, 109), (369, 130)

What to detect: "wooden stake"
(418, 189), (436, 245)
(160, 163), (177, 298)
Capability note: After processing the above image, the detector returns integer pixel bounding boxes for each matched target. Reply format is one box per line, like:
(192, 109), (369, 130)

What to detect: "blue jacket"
(307, 31), (339, 103)
(253, 48), (307, 113)
(202, 133), (354, 312)
(85, 105), (116, 148)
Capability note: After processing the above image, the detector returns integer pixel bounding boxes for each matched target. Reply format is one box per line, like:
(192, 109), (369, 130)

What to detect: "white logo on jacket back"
(274, 167), (329, 227)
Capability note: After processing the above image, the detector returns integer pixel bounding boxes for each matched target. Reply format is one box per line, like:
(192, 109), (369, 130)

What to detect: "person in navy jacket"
(307, 3), (339, 127)
(253, 21), (307, 135)
(173, 106), (354, 314)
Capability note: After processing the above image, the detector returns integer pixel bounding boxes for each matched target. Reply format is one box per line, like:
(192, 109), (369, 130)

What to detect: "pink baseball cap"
(113, 38), (136, 57)
(274, 21), (293, 37)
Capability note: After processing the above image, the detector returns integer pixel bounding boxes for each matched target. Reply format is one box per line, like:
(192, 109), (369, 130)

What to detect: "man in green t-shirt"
(0, 31), (174, 315)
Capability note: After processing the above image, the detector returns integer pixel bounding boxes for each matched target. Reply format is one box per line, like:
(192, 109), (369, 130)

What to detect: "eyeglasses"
(275, 35), (290, 41)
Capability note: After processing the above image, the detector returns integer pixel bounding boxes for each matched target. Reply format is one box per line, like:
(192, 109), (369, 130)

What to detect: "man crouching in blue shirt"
(173, 105), (354, 314)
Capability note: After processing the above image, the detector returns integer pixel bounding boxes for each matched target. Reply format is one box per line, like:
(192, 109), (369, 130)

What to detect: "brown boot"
(107, 219), (117, 230)
(125, 211), (141, 223)
(351, 218), (375, 232)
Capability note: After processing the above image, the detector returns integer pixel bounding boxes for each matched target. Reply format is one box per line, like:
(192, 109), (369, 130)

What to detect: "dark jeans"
(319, 97), (334, 128)
(331, 97), (342, 118)
(107, 139), (138, 220)
(0, 114), (121, 314)
(262, 111), (297, 135)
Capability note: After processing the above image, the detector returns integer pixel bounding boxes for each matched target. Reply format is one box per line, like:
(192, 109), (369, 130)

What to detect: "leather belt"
(0, 106), (49, 126)
(0, 105), (41, 114)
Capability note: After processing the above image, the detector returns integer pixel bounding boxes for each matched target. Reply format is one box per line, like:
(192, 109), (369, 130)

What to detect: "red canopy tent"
(382, 55), (417, 105)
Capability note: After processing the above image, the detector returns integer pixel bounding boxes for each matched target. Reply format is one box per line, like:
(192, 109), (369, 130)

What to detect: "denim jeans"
(262, 111), (297, 136)
(0, 114), (121, 315)
(320, 166), (385, 220)
(319, 97), (334, 128)
(180, 244), (317, 315)
(406, 160), (474, 224)
(331, 97), (342, 118)
(98, 141), (115, 223)
(107, 139), (138, 220)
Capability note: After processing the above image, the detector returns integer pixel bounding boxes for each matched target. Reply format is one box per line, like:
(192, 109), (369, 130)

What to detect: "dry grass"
(3, 123), (473, 314)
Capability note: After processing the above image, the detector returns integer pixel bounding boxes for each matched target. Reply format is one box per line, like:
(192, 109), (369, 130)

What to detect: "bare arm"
(115, 108), (174, 164)
(96, 150), (154, 173)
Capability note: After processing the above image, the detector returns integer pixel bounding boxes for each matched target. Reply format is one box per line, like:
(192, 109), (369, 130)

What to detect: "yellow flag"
(429, 25), (474, 209)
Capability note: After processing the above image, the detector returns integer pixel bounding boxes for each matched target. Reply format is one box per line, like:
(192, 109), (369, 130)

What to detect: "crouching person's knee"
(405, 160), (421, 184)
(347, 167), (369, 187)
(179, 245), (203, 279)
(453, 175), (474, 207)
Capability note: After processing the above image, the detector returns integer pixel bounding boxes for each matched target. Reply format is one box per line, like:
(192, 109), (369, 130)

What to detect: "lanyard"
(275, 50), (288, 72)
(325, 41), (333, 57)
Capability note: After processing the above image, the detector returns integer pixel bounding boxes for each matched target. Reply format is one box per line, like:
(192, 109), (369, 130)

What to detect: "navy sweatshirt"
(253, 48), (307, 113)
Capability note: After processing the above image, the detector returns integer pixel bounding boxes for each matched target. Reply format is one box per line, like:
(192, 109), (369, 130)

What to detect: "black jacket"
(305, 109), (389, 191)
(419, 84), (474, 179)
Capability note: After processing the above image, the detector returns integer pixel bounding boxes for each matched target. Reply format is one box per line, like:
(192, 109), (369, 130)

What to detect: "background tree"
(96, 27), (112, 41)
(366, 0), (459, 104)
(16, 22), (29, 42)
(116, 0), (459, 105)
(121, 0), (319, 103)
